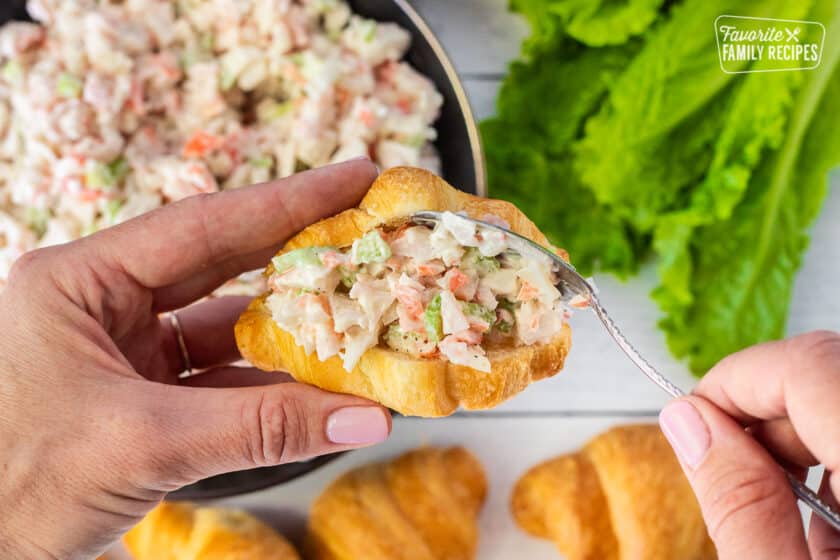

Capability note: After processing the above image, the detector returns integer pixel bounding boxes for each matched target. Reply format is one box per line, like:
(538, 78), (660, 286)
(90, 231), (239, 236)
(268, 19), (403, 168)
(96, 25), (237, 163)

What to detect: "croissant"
(236, 166), (572, 417)
(511, 424), (716, 560)
(305, 446), (487, 559)
(123, 501), (300, 560)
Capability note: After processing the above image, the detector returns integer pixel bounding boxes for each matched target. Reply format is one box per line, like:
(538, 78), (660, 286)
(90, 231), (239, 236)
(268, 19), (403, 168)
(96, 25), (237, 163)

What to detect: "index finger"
(693, 330), (840, 472)
(89, 158), (378, 288)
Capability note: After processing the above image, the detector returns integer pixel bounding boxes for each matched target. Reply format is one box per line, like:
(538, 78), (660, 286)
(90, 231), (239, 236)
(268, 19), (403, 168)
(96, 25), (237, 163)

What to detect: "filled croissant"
(511, 424), (716, 560)
(236, 166), (573, 416)
(305, 446), (487, 559)
(123, 501), (300, 560)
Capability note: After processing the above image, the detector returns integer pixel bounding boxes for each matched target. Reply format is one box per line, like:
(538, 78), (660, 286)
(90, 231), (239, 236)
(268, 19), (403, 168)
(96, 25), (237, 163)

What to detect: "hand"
(659, 330), (840, 559)
(0, 159), (392, 560)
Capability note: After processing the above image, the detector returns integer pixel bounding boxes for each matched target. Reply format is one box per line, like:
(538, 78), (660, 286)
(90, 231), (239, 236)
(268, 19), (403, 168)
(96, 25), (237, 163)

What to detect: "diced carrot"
(379, 224), (408, 244)
(516, 280), (539, 302)
(182, 130), (222, 158)
(336, 86), (351, 112)
(359, 107), (375, 127)
(154, 54), (181, 80)
(77, 189), (102, 202)
(385, 255), (404, 270)
(396, 96), (413, 113)
(417, 262), (445, 277)
(448, 268), (470, 293)
(395, 284), (423, 319)
(452, 329), (482, 345)
(296, 293), (331, 316)
(418, 347), (439, 358)
(569, 294), (591, 309)
(285, 63), (306, 86)
(376, 60), (397, 82)
(127, 79), (146, 115)
(321, 250), (344, 269)
(318, 293), (332, 315)
(467, 317), (491, 334)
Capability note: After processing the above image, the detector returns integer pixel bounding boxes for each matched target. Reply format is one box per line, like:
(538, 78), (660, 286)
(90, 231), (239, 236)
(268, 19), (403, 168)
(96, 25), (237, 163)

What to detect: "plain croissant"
(511, 424), (716, 560)
(123, 501), (300, 560)
(305, 446), (487, 559)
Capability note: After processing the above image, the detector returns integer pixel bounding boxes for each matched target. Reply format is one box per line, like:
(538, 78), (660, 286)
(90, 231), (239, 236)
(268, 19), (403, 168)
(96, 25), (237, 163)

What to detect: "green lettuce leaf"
(486, 0), (840, 376)
(482, 42), (642, 275)
(510, 0), (665, 51)
(482, 129), (641, 276)
(574, 0), (807, 229)
(551, 0), (665, 46)
(656, 3), (840, 373)
(652, 64), (807, 315)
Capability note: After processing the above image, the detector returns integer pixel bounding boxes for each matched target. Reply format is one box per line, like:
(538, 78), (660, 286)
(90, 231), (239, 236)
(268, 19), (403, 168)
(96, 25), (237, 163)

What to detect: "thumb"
(658, 397), (809, 560)
(143, 382), (391, 488)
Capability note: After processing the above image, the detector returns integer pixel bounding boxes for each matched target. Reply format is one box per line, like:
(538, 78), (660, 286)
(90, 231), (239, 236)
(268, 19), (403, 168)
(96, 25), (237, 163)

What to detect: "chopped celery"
(272, 247), (331, 272)
(385, 324), (422, 354)
(462, 247), (500, 276)
(104, 199), (123, 223)
(25, 207), (49, 237)
(314, 0), (338, 12)
(424, 293), (443, 342)
(86, 157), (129, 191)
(179, 50), (196, 69)
(461, 301), (495, 326)
(85, 163), (114, 190)
(250, 155), (273, 168)
(351, 230), (391, 264)
(200, 33), (214, 52)
(81, 222), (99, 237)
(496, 320), (514, 334)
(497, 298), (516, 312)
(361, 21), (377, 42)
(339, 266), (357, 288)
(57, 72), (83, 98)
(107, 157), (130, 183)
(257, 100), (293, 122)
(220, 69), (237, 91)
(404, 134), (426, 148)
(495, 299), (516, 333)
(2, 60), (22, 83)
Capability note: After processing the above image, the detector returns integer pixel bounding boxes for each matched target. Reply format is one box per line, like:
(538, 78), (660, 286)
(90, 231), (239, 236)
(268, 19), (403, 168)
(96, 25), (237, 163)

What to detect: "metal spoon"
(412, 210), (840, 531)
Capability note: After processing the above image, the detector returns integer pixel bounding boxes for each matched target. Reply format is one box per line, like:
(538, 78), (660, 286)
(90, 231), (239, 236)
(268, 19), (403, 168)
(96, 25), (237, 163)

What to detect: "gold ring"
(168, 312), (193, 377)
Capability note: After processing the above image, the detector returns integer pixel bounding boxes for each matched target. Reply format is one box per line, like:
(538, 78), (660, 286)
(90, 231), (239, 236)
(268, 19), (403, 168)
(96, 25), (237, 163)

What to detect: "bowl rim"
(392, 0), (487, 197)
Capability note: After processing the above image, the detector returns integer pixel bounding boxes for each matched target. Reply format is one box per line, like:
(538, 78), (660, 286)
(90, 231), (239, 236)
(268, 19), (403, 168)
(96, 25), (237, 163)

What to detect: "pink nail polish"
(659, 400), (711, 469)
(327, 406), (389, 445)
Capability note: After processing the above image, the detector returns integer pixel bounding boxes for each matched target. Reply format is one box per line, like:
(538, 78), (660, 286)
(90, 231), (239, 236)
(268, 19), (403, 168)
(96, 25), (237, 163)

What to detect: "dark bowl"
(0, 0), (483, 498)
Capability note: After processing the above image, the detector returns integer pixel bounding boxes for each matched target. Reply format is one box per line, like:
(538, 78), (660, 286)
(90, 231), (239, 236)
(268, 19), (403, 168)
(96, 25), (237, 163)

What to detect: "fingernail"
(327, 406), (389, 445)
(659, 400), (711, 469)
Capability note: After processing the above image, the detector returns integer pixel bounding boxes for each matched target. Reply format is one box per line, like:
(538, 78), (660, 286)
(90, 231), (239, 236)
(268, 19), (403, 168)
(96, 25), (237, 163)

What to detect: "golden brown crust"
(305, 446), (487, 560)
(511, 453), (617, 560)
(510, 424), (716, 560)
(123, 502), (300, 560)
(236, 167), (572, 417)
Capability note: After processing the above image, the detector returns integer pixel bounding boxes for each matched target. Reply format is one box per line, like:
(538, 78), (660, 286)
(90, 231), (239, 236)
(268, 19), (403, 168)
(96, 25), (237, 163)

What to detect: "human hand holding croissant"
(0, 160), (391, 559)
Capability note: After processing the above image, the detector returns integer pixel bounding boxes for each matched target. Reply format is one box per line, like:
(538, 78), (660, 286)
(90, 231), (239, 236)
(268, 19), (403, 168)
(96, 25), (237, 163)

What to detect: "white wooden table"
(110, 1), (840, 558)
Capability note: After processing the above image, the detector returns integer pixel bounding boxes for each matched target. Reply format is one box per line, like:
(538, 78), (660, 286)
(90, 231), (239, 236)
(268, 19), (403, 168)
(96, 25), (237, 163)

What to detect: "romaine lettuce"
(484, 0), (840, 374)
